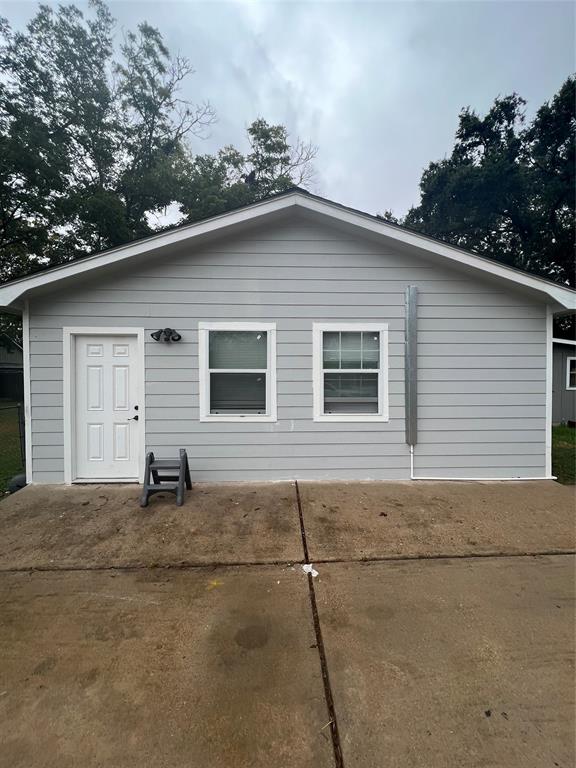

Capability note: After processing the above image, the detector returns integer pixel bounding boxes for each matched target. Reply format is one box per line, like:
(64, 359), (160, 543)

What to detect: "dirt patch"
(299, 480), (576, 561)
(0, 483), (304, 570)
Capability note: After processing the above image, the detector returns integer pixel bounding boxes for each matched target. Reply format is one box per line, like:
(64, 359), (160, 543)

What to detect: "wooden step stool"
(140, 449), (192, 507)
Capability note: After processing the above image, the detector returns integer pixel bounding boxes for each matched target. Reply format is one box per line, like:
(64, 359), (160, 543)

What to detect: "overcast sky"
(1, 0), (574, 217)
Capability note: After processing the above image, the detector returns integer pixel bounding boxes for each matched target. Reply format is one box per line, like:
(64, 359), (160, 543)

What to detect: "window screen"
(209, 331), (267, 369)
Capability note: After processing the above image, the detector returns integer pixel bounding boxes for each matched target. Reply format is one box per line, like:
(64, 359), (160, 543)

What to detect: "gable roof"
(1, 188), (574, 311)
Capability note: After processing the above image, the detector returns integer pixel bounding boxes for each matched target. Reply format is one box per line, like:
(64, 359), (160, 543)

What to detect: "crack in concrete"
(311, 549), (576, 565)
(0, 559), (303, 574)
(295, 480), (345, 768)
(0, 550), (573, 576)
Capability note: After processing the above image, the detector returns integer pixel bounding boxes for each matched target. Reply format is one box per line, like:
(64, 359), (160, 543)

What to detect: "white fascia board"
(553, 337), (576, 346)
(0, 194), (300, 308)
(1, 190), (575, 310)
(295, 196), (576, 310)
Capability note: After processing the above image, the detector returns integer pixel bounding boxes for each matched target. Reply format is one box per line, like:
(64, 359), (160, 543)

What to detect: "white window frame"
(198, 321), (277, 423)
(567, 357), (576, 390)
(312, 322), (389, 423)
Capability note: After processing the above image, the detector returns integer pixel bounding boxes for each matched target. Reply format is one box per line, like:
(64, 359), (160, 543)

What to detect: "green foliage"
(404, 78), (575, 287)
(377, 210), (401, 225)
(552, 425), (576, 485)
(0, 400), (24, 494)
(0, 1), (119, 273)
(0, 315), (21, 350)
(0, 0), (219, 268)
(179, 119), (316, 223)
(0, 0), (315, 279)
(0, 0), (316, 348)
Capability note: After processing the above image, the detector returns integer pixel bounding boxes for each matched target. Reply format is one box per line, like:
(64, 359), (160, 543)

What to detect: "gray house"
(552, 339), (576, 424)
(0, 344), (23, 401)
(0, 190), (574, 485)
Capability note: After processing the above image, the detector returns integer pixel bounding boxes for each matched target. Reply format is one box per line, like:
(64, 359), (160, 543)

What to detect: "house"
(0, 189), (574, 485)
(552, 338), (576, 424)
(0, 345), (23, 401)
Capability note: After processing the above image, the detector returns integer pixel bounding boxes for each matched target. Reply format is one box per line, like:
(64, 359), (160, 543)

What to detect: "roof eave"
(0, 193), (301, 309)
(296, 196), (576, 311)
(0, 190), (574, 311)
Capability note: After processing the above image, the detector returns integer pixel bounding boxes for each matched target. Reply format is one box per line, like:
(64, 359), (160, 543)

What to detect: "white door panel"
(75, 335), (140, 479)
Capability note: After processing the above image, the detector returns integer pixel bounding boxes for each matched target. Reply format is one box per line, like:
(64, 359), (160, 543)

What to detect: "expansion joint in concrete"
(0, 550), (574, 576)
(295, 480), (345, 768)
(312, 549), (576, 566)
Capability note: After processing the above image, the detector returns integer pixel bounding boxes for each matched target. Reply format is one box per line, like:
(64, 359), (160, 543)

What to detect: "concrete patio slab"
(0, 483), (303, 569)
(0, 564), (333, 768)
(314, 554), (575, 768)
(299, 480), (575, 561)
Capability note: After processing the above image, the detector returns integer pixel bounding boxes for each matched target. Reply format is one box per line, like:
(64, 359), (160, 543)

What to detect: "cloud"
(2, 0), (574, 215)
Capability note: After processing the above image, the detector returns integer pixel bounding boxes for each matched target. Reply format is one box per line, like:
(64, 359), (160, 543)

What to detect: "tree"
(0, 0), (216, 279)
(178, 119), (317, 223)
(0, 1), (316, 281)
(377, 210), (400, 225)
(404, 78), (575, 288)
(114, 22), (215, 238)
(0, 1), (316, 346)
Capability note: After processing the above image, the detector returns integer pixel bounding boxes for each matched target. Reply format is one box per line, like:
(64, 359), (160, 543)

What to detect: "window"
(313, 323), (389, 422)
(567, 357), (576, 390)
(199, 323), (277, 422)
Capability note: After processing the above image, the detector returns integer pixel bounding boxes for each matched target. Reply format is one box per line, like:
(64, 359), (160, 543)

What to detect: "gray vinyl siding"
(552, 345), (576, 424)
(28, 216), (548, 482)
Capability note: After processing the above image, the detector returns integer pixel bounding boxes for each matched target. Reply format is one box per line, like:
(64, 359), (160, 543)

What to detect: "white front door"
(74, 335), (140, 480)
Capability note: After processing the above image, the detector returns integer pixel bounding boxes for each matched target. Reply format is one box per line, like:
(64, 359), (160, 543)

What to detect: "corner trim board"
(22, 299), (32, 483)
(545, 306), (553, 477)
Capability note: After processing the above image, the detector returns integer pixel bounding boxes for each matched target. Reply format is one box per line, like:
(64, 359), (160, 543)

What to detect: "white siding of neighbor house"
(27, 214), (547, 483)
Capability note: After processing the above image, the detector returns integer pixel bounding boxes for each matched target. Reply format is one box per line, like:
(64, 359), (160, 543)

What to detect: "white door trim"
(63, 327), (145, 484)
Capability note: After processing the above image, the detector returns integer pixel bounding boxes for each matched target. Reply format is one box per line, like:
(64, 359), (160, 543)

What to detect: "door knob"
(128, 414), (139, 421)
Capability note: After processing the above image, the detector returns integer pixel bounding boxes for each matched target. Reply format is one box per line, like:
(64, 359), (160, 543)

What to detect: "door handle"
(128, 414), (139, 421)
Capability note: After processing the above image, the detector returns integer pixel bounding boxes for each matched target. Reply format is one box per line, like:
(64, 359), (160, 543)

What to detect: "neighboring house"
(0, 189), (574, 485)
(552, 338), (576, 424)
(0, 344), (24, 401)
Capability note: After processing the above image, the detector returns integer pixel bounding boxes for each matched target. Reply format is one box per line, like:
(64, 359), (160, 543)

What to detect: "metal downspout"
(404, 286), (418, 478)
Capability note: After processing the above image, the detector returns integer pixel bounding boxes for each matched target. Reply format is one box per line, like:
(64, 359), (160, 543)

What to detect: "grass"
(0, 400), (24, 494)
(552, 424), (576, 485)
